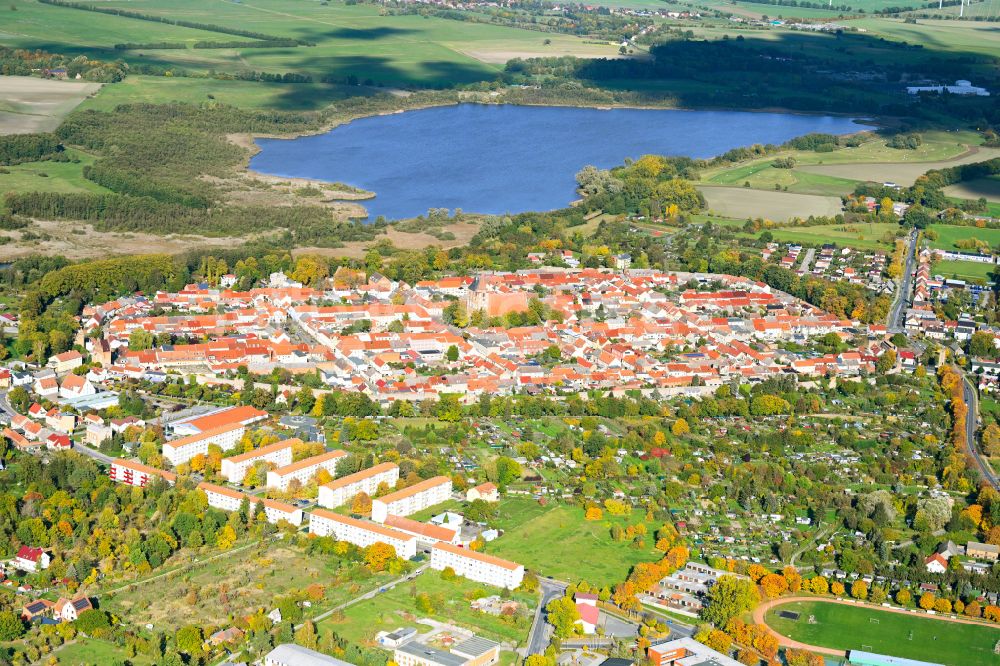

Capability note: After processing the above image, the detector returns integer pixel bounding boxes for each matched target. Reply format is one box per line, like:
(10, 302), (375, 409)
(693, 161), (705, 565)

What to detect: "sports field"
(765, 599), (1000, 666)
(931, 259), (997, 283)
(485, 498), (657, 586)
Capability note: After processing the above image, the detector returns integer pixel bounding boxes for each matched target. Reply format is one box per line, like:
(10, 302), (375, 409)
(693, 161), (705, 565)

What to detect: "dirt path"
(754, 595), (1000, 657)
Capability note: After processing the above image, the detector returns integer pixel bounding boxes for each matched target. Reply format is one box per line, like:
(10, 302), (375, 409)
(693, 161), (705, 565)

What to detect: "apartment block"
(198, 481), (303, 526)
(429, 542), (523, 590)
(308, 509), (417, 559)
(318, 462), (399, 509)
(109, 459), (177, 487)
(371, 475), (452, 523)
(220, 438), (298, 483)
(266, 449), (348, 491)
(163, 423), (245, 467)
(394, 636), (500, 666)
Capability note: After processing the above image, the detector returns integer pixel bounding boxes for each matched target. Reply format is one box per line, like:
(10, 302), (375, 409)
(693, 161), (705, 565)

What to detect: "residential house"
(53, 596), (93, 622)
(14, 546), (50, 573)
(47, 351), (84, 373)
(466, 482), (499, 503)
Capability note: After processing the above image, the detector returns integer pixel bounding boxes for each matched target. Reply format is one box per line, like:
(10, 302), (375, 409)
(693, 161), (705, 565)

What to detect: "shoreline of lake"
(247, 102), (869, 221)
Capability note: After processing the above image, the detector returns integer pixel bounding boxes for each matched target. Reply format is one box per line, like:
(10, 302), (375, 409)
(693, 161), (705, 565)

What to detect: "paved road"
(961, 372), (1000, 490)
(2, 389), (116, 465)
(797, 247), (815, 273)
(526, 577), (567, 655)
(888, 229), (918, 333)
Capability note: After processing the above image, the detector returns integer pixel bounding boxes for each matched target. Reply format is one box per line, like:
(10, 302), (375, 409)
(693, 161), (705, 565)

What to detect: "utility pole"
(959, 0), (965, 17)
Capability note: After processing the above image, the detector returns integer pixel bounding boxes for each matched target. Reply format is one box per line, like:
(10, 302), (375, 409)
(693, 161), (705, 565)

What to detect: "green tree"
(545, 595), (581, 638)
(0, 611), (25, 641)
(701, 575), (759, 626)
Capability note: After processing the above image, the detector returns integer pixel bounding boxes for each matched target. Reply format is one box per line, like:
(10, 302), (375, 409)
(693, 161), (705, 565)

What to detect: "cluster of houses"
(63, 269), (913, 411)
(762, 242), (892, 295)
(924, 540), (1000, 575)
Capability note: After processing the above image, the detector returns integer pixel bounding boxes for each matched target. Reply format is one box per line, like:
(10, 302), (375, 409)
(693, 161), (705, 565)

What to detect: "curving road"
(961, 373), (1000, 490)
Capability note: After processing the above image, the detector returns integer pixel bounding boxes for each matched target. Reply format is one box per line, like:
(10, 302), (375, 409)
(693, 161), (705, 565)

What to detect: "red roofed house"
(14, 546), (50, 573)
(466, 482), (499, 503)
(925, 552), (948, 574)
(575, 593), (598, 634)
(59, 374), (96, 399)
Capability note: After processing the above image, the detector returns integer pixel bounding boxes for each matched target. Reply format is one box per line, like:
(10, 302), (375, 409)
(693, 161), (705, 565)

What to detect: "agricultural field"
(101, 542), (391, 631)
(850, 17), (1000, 59)
(925, 224), (1000, 252)
(0, 76), (102, 134)
(930, 259), (997, 283)
(484, 497), (661, 587)
(318, 570), (536, 647)
(748, 222), (900, 250)
(944, 175), (1000, 204)
(798, 147), (1000, 186)
(0, 0), (621, 88)
(765, 599), (1000, 666)
(699, 186), (844, 221)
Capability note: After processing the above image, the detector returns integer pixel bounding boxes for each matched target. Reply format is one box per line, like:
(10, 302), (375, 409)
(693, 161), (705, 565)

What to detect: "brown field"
(0, 76), (102, 134)
(944, 176), (1000, 203)
(798, 147), (1000, 186)
(699, 185), (843, 220)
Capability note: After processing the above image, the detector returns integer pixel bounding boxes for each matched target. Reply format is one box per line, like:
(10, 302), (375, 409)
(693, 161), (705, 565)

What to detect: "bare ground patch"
(0, 76), (102, 134)
(295, 220), (481, 259)
(2, 220), (261, 261)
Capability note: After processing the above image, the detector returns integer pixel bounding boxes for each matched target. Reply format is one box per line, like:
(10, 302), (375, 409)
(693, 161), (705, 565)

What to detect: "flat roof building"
(394, 636), (500, 666)
(265, 644), (354, 666)
(163, 423), (245, 467)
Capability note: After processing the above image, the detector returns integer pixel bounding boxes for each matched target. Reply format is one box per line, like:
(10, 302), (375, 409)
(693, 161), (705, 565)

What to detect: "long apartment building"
(266, 449), (348, 491)
(163, 422), (245, 467)
(371, 475), (452, 523)
(308, 509), (417, 559)
(198, 482), (303, 526)
(430, 542), (523, 590)
(109, 459), (177, 488)
(384, 515), (459, 546)
(318, 462), (399, 509)
(220, 438), (298, 483)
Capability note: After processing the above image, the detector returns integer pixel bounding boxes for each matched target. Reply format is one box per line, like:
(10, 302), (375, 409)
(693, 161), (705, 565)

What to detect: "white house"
(14, 546), (50, 573)
(162, 422), (245, 467)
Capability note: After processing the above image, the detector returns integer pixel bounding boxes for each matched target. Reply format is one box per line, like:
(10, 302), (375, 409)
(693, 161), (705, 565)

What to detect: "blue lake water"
(250, 104), (864, 220)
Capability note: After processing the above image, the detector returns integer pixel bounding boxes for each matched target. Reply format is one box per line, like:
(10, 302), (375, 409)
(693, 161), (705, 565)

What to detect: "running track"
(752, 595), (1000, 657)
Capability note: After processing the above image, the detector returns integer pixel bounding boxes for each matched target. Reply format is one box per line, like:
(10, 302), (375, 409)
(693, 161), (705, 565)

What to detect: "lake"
(250, 104), (864, 220)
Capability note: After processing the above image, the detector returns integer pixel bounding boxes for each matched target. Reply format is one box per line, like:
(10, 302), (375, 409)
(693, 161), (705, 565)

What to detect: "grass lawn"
(926, 224), (1000, 252)
(930, 259), (997, 284)
(53, 637), (156, 666)
(765, 600), (1000, 666)
(319, 570), (536, 647)
(485, 498), (659, 586)
(0, 150), (109, 195)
